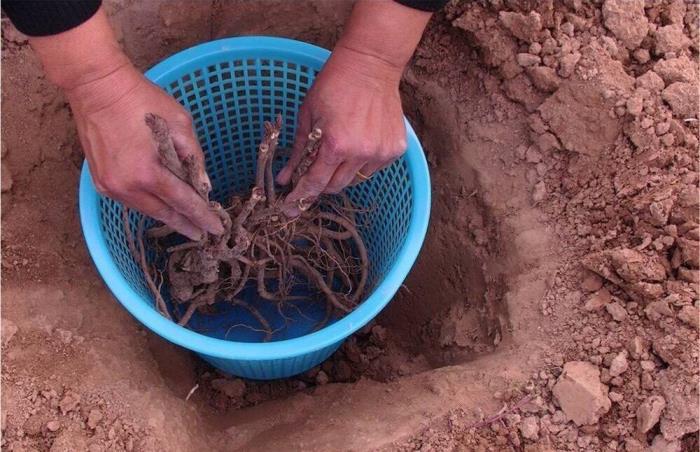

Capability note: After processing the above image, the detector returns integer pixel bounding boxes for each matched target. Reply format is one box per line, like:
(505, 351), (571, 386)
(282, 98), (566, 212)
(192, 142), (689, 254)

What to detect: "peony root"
(126, 113), (369, 338)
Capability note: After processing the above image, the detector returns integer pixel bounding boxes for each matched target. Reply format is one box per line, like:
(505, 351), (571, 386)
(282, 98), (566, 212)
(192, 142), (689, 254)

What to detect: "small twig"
(185, 384), (199, 401)
(466, 395), (533, 429)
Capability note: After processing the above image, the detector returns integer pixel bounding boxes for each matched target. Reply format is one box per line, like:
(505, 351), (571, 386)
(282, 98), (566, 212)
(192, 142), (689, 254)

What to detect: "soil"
(1, 0), (698, 451)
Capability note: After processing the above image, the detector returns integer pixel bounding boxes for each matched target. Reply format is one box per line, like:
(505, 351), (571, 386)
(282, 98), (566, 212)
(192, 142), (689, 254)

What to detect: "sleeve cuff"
(393, 0), (449, 13)
(2, 0), (102, 37)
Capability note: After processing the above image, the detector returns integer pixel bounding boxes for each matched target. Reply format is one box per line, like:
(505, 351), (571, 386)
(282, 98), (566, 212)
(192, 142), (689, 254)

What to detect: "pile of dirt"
(1, 0), (697, 451)
(0, 368), (156, 452)
(390, 0), (699, 450)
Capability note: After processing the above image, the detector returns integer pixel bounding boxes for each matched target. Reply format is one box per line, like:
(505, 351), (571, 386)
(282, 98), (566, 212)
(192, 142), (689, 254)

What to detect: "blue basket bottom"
(199, 340), (343, 380)
(168, 282), (343, 343)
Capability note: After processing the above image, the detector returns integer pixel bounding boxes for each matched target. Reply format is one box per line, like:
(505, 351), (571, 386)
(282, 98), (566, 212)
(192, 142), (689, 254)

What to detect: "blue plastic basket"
(79, 36), (430, 380)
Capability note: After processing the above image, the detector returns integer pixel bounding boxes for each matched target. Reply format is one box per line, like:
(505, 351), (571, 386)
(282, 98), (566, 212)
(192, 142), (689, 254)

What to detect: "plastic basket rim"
(78, 36), (431, 361)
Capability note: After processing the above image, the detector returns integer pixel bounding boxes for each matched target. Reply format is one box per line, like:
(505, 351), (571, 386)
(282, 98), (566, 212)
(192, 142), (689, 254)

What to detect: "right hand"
(67, 64), (224, 240)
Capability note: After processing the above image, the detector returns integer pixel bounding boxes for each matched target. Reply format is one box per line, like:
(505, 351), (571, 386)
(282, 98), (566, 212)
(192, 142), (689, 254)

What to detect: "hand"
(276, 46), (407, 212)
(67, 65), (223, 240)
(276, 0), (432, 215)
(27, 7), (222, 240)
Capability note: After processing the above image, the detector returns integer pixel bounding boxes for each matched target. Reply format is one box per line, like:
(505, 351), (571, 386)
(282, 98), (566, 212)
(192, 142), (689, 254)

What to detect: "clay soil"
(1, 1), (698, 451)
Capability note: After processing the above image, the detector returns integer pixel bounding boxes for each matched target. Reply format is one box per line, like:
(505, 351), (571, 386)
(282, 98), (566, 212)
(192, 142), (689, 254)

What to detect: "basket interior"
(98, 53), (413, 342)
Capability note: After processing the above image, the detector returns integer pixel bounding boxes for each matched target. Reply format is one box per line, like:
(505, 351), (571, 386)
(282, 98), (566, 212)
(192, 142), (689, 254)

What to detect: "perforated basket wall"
(96, 38), (414, 345)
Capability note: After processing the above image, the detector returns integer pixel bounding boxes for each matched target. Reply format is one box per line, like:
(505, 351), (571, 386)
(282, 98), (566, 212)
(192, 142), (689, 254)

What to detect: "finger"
(124, 192), (204, 241)
(169, 122), (212, 192)
(326, 160), (364, 193)
(276, 108), (311, 185)
(283, 153), (339, 216)
(153, 168), (224, 236)
(350, 162), (382, 186)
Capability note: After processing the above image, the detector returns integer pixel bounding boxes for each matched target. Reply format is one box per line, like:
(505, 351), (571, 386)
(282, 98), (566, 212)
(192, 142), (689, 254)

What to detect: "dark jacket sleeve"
(2, 0), (102, 37)
(394, 0), (449, 12)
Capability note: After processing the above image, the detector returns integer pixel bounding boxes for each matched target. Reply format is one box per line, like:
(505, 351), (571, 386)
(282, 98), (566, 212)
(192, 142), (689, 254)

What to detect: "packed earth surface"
(1, 1), (698, 451)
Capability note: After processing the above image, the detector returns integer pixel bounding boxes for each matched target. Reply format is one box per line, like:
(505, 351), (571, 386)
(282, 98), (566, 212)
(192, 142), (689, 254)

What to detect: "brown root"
(134, 214), (172, 320)
(131, 113), (368, 336)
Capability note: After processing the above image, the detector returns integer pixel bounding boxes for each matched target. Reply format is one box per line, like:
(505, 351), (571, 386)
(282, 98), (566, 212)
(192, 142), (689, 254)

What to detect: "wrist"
(44, 45), (131, 92)
(327, 44), (405, 87)
(64, 63), (142, 115)
(29, 7), (130, 91)
(332, 0), (431, 83)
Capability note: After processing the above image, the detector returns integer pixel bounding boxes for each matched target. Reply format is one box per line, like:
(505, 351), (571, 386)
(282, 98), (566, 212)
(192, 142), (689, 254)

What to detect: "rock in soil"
(1, 161), (13, 193)
(87, 409), (103, 430)
(552, 361), (611, 426)
(608, 351), (628, 377)
(605, 301), (627, 322)
(677, 305), (699, 330)
(602, 0), (648, 49)
(637, 395), (666, 434)
(662, 82), (698, 118)
(649, 434), (681, 452)
(583, 289), (611, 311)
(1, 319), (18, 346)
(519, 416), (539, 440)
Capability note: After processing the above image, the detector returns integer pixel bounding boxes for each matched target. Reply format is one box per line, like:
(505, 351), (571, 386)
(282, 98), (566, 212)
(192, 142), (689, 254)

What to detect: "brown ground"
(1, 1), (698, 451)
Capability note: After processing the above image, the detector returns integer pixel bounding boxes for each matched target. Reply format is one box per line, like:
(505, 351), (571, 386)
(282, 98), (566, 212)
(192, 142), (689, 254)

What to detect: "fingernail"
(276, 168), (290, 185)
(182, 226), (204, 241)
(208, 219), (225, 236)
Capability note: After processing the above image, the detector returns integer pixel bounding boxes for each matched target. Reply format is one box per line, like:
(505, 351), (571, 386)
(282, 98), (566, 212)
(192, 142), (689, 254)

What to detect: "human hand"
(276, 0), (432, 215)
(67, 65), (223, 240)
(276, 45), (407, 214)
(27, 7), (222, 240)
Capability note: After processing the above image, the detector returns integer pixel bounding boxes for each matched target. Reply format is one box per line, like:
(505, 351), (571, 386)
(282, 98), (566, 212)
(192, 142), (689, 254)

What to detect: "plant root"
(125, 113), (369, 338)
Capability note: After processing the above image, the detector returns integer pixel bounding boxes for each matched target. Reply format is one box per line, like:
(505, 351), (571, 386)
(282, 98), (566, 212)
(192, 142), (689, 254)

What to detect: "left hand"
(276, 45), (407, 212)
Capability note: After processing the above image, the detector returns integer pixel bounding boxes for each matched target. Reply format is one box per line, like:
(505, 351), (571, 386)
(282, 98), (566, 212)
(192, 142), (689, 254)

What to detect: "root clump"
(125, 114), (369, 338)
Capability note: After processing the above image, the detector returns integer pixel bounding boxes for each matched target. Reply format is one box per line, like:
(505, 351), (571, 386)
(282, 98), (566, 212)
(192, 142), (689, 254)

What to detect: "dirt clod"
(1, 161), (13, 193)
(606, 301), (628, 322)
(602, 0), (648, 49)
(608, 351), (628, 377)
(46, 420), (61, 432)
(211, 379), (246, 399)
(637, 395), (666, 434)
(662, 82), (698, 117)
(552, 361), (611, 426)
(518, 416), (539, 440)
(86, 409), (103, 430)
(677, 305), (699, 329)
(58, 392), (80, 415)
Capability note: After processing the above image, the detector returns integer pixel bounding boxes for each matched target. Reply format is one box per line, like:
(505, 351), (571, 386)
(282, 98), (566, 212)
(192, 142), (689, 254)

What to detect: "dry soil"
(1, 1), (698, 451)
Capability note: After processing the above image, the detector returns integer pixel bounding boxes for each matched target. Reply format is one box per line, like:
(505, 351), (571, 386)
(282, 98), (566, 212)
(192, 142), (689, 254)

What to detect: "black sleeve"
(394, 0), (448, 12)
(2, 0), (101, 37)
